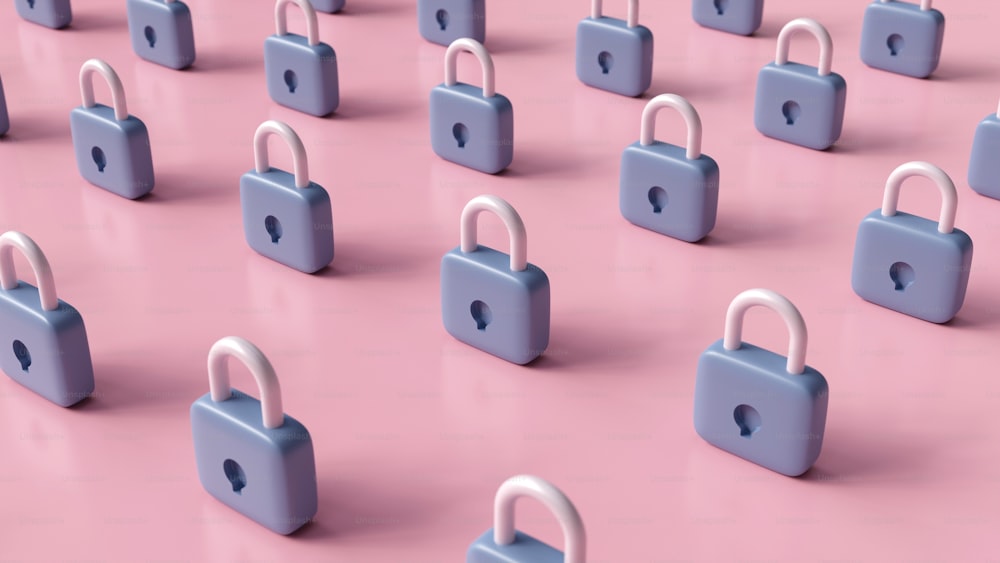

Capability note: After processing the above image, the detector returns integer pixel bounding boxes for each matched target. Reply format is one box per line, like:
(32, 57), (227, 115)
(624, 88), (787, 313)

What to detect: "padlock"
(69, 59), (155, 200)
(264, 0), (339, 117)
(969, 99), (1000, 200)
(619, 93), (719, 242)
(15, 0), (72, 29)
(694, 288), (829, 477)
(851, 162), (973, 324)
(860, 0), (944, 79)
(0, 74), (8, 137)
(190, 336), (318, 535)
(126, 0), (196, 70)
(576, 0), (653, 97)
(753, 18), (847, 151)
(430, 38), (513, 174)
(467, 475), (586, 563)
(418, 0), (485, 46)
(310, 0), (345, 13)
(0, 231), (95, 408)
(441, 195), (549, 365)
(241, 120), (334, 274)
(691, 0), (764, 36)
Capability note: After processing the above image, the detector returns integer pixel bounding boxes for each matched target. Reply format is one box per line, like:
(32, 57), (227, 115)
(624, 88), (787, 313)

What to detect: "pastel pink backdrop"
(0, 0), (996, 560)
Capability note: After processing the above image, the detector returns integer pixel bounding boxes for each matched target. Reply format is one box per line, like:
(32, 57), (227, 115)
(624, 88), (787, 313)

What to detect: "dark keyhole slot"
(223, 459), (246, 494)
(713, 0), (729, 15)
(887, 34), (904, 57)
(12, 340), (30, 373)
(144, 26), (157, 48)
(265, 215), (283, 244)
(436, 9), (449, 30)
(453, 123), (469, 148)
(470, 300), (492, 331)
(27, 0), (35, 8)
(734, 404), (761, 438)
(889, 261), (915, 291)
(781, 100), (801, 125)
(92, 147), (107, 172)
(598, 51), (614, 75)
(648, 186), (668, 214)
(284, 70), (298, 93)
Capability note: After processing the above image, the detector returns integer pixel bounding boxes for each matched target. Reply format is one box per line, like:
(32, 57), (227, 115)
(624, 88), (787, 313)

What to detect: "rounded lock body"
(691, 0), (764, 36)
(576, 0), (653, 97)
(418, 0), (486, 46)
(851, 162), (973, 324)
(620, 93), (720, 242)
(15, 0), (72, 29)
(441, 195), (549, 365)
(69, 59), (155, 199)
(860, 0), (943, 79)
(753, 18), (847, 150)
(126, 0), (197, 70)
(967, 102), (1000, 200)
(310, 0), (345, 13)
(430, 38), (513, 174)
(190, 337), (318, 535)
(265, 0), (339, 116)
(0, 75), (8, 137)
(241, 121), (334, 274)
(693, 289), (829, 477)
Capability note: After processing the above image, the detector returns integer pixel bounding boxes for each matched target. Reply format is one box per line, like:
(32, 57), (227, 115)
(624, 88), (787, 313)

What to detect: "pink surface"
(0, 0), (996, 559)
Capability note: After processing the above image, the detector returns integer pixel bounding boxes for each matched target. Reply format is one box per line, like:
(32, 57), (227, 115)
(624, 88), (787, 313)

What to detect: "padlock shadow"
(67, 10), (128, 33)
(928, 62), (997, 82)
(694, 215), (796, 248)
(0, 116), (67, 143)
(187, 51), (262, 74)
(527, 322), (659, 372)
(334, 1), (411, 16)
(69, 357), (197, 412)
(321, 236), (436, 279)
(797, 431), (930, 484)
(483, 34), (562, 56)
(499, 147), (593, 178)
(139, 169), (236, 204)
(331, 94), (424, 121)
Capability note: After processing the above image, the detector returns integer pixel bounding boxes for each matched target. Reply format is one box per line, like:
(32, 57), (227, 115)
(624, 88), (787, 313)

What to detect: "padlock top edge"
(701, 339), (828, 391)
(860, 209), (973, 248)
(442, 246), (548, 286)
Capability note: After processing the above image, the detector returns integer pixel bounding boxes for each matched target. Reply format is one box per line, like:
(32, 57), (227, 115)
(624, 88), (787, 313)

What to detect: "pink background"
(0, 0), (997, 559)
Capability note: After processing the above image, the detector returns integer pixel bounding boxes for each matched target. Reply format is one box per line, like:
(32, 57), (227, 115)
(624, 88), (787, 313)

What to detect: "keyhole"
(598, 51), (614, 74)
(91, 147), (107, 172)
(26, 0), (35, 8)
(470, 300), (492, 331)
(453, 123), (469, 148)
(713, 0), (728, 15)
(889, 261), (915, 291)
(436, 9), (449, 30)
(144, 26), (157, 48)
(887, 34), (904, 57)
(284, 70), (298, 93)
(223, 459), (246, 495)
(265, 215), (282, 244)
(781, 101), (801, 125)
(734, 404), (761, 438)
(12, 340), (30, 373)
(648, 186), (668, 214)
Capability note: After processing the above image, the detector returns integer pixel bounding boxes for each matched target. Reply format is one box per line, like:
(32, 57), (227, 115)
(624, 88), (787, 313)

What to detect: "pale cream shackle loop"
(591, 0), (639, 28)
(79, 59), (129, 121)
(275, 0), (320, 46)
(460, 195), (528, 272)
(493, 475), (586, 563)
(208, 337), (284, 429)
(775, 18), (834, 76)
(881, 0), (932, 10)
(0, 231), (59, 312)
(640, 93), (703, 160)
(253, 120), (310, 189)
(723, 289), (808, 375)
(881, 161), (958, 235)
(444, 38), (496, 98)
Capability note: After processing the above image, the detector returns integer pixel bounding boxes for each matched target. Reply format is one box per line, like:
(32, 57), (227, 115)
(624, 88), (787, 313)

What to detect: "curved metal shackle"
(460, 195), (528, 272)
(493, 475), (586, 563)
(881, 161), (957, 234)
(275, 0), (320, 46)
(775, 18), (834, 76)
(444, 38), (496, 98)
(253, 120), (311, 189)
(591, 0), (639, 27)
(640, 93), (703, 160)
(723, 288), (808, 375)
(881, 0), (932, 9)
(79, 59), (129, 121)
(0, 231), (58, 312)
(207, 336), (284, 429)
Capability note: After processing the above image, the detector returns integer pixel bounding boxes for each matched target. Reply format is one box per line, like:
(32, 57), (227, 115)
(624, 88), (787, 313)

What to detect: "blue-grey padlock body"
(240, 169), (334, 274)
(310, 0), (345, 13)
(0, 76), (8, 137)
(441, 245), (549, 365)
(860, 1), (944, 79)
(691, 0), (764, 36)
(967, 114), (1000, 200)
(753, 62), (847, 151)
(126, 0), (196, 70)
(430, 83), (513, 174)
(418, 0), (486, 45)
(575, 17), (653, 97)
(851, 210), (973, 324)
(619, 141), (720, 242)
(694, 339), (828, 477)
(0, 281), (94, 407)
(191, 389), (318, 535)
(466, 529), (564, 563)
(264, 34), (339, 117)
(69, 104), (155, 200)
(15, 0), (72, 29)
